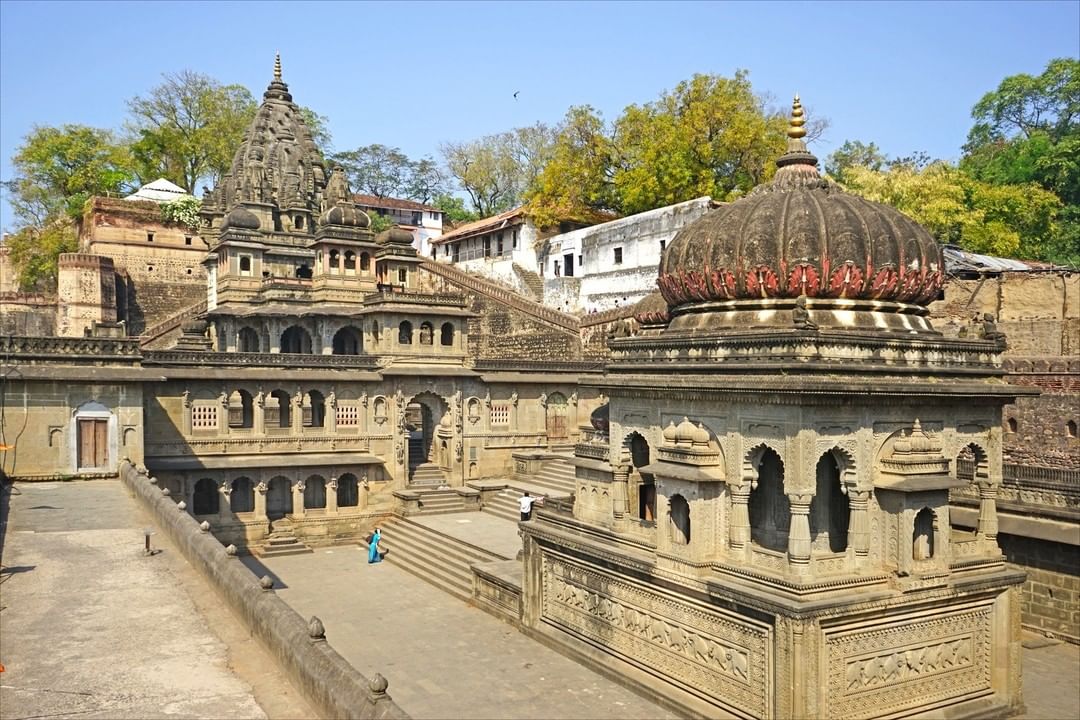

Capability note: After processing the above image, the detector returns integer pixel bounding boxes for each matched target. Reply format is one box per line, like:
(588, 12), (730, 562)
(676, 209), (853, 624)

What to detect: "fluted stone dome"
(376, 227), (414, 246)
(633, 291), (670, 326)
(320, 203), (370, 228)
(657, 97), (944, 334)
(222, 205), (260, 231)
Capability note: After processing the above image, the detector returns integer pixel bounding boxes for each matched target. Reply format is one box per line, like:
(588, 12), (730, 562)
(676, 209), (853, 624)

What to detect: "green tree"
(126, 70), (257, 193)
(3, 124), (135, 226)
(824, 140), (888, 183)
(432, 193), (479, 224)
(299, 107), (333, 152)
(3, 221), (78, 291)
(331, 144), (412, 198)
(367, 211), (395, 234)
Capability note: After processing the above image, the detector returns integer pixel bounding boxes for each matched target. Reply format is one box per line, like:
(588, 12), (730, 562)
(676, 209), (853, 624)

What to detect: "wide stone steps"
(360, 518), (503, 601)
(255, 533), (313, 558)
(417, 489), (469, 515)
(483, 490), (523, 523)
(410, 462), (444, 486)
(531, 459), (576, 496)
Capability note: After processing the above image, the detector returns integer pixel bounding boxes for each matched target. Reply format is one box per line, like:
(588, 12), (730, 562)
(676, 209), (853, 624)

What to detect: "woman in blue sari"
(368, 527), (382, 564)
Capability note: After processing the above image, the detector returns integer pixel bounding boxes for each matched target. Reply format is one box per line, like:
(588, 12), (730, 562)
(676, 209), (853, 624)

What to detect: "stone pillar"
(218, 391), (230, 438)
(182, 391), (193, 435)
(848, 489), (871, 557)
(292, 391), (304, 435)
(254, 480), (267, 520)
(359, 474), (370, 510)
(787, 493), (813, 571)
(327, 394), (337, 433)
(976, 480), (999, 542)
(612, 465), (629, 518)
(254, 391), (265, 436)
(219, 481), (231, 521)
(730, 483), (752, 555)
(268, 320), (281, 353)
(326, 477), (339, 513)
(293, 478), (306, 517)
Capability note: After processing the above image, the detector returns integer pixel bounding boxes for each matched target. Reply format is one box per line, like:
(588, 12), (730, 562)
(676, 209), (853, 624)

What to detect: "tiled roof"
(353, 194), (440, 213)
(432, 206), (527, 245)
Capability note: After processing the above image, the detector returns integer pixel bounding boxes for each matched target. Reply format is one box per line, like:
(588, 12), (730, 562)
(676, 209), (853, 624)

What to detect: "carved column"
(787, 493), (813, 571)
(268, 320), (281, 354)
(254, 390), (265, 436)
(976, 480), (999, 542)
(219, 480), (231, 520)
(293, 478), (306, 517)
(327, 393), (337, 433)
(181, 391), (193, 435)
(848, 489), (871, 558)
(326, 477), (339, 513)
(292, 391), (304, 435)
(254, 479), (267, 520)
(730, 483), (752, 555)
(359, 474), (370, 510)
(612, 465), (629, 530)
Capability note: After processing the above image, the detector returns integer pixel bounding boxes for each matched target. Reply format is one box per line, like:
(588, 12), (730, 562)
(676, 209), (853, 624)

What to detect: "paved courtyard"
(0, 481), (309, 720)
(247, 546), (677, 720)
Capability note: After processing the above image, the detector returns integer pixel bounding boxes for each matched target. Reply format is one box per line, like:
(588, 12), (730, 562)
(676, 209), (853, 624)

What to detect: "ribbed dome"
(376, 227), (414, 246)
(222, 205), (260, 231)
(633, 291), (670, 326)
(657, 97), (944, 332)
(321, 203), (370, 229)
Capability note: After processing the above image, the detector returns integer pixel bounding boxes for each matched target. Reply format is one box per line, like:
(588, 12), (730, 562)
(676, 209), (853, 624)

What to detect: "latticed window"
(491, 403), (510, 426)
(337, 404), (359, 427)
(192, 405), (218, 431)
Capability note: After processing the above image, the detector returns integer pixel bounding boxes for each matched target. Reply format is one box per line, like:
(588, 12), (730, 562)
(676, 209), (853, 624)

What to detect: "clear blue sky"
(1, 0), (1078, 232)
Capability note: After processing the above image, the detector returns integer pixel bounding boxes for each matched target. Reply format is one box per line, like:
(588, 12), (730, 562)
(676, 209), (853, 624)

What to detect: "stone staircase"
(512, 263), (544, 302)
(416, 488), (468, 514)
(483, 489), (524, 523)
(254, 518), (312, 558)
(410, 462), (445, 486)
(360, 518), (506, 601)
(530, 457), (577, 496)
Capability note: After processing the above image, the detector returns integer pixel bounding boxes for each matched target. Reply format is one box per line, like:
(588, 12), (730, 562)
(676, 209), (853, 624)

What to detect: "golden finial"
(274, 53), (282, 82)
(788, 94), (807, 140)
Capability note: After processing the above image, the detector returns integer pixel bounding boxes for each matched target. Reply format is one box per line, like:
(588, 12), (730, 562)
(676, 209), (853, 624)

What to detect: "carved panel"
(542, 555), (770, 717)
(824, 604), (992, 719)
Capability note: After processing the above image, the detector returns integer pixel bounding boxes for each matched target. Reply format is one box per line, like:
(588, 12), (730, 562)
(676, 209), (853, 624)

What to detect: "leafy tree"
(331, 144), (412, 198)
(3, 124), (135, 226)
(432, 193), (479, 224)
(367, 211), (395, 234)
(404, 157), (445, 205)
(824, 140), (887, 183)
(3, 221), (78, 290)
(126, 70), (257, 193)
(299, 107), (333, 152)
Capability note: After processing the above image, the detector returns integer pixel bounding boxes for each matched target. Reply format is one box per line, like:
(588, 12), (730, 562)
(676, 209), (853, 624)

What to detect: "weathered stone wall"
(1002, 360), (1080, 469)
(0, 294), (56, 335)
(997, 533), (1079, 643)
(118, 461), (408, 720)
(56, 253), (116, 337)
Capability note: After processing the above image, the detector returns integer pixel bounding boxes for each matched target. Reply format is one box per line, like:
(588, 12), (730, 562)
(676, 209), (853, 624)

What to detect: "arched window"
(627, 433), (654, 522)
(304, 475), (327, 509)
(360, 252), (371, 271)
(399, 321), (413, 345)
(238, 327), (260, 352)
(329, 249), (340, 272)
(1066, 420), (1077, 438)
(669, 494), (690, 545)
(239, 255), (252, 274)
(749, 448), (788, 552)
(913, 507), (935, 560)
(419, 322), (434, 345)
(440, 322), (454, 346)
(333, 326), (362, 355)
(227, 389), (254, 429)
(266, 476), (293, 518)
(371, 320), (381, 343)
(810, 453), (849, 553)
(193, 478), (219, 515)
(1006, 417), (1018, 433)
(296, 264), (313, 279)
(230, 477), (254, 513)
(305, 390), (326, 428)
(280, 326), (313, 354)
(269, 390), (292, 428)
(344, 251), (356, 271)
(337, 473), (359, 507)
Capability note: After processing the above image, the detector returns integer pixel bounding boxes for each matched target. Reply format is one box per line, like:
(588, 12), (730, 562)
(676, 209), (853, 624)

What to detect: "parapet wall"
(119, 461), (409, 720)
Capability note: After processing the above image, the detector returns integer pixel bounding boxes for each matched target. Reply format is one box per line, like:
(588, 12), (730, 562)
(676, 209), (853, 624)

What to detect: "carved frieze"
(541, 555), (769, 717)
(824, 604), (992, 719)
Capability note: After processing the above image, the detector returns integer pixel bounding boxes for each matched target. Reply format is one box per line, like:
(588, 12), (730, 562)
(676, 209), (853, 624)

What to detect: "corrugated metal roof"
(943, 245), (1052, 274)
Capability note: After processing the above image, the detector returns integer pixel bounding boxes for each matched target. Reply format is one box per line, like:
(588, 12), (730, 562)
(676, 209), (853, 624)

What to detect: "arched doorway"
(406, 392), (448, 482)
(193, 478), (219, 515)
(332, 326), (362, 355)
(627, 432), (655, 522)
(266, 476), (293, 519)
(546, 392), (568, 440)
(749, 448), (788, 552)
(281, 325), (312, 354)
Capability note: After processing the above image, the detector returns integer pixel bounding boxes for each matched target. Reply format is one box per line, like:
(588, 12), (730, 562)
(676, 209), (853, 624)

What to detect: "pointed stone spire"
(773, 93), (820, 182)
(264, 52), (292, 102)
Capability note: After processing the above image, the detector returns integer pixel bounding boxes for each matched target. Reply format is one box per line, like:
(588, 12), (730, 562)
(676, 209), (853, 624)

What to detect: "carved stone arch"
(954, 440), (990, 482)
(742, 441), (784, 486)
(816, 444), (857, 490)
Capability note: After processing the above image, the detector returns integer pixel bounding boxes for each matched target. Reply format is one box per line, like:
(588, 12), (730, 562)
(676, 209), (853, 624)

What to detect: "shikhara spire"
(274, 52), (282, 82)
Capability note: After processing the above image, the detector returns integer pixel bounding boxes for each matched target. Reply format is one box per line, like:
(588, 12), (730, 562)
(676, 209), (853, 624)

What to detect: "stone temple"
(0, 61), (1064, 719)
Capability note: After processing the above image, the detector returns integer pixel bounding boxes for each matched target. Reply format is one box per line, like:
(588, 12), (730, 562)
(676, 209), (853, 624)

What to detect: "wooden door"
(78, 418), (108, 469)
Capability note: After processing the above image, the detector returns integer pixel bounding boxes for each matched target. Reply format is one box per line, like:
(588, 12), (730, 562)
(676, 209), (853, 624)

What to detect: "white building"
(353, 194), (443, 258)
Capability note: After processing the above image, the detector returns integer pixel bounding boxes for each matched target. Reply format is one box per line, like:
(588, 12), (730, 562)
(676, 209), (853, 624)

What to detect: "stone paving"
(247, 546), (677, 720)
(0, 481), (276, 720)
(411, 511), (523, 559)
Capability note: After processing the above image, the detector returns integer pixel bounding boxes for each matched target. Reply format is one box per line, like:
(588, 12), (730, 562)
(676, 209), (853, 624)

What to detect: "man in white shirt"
(519, 491), (544, 521)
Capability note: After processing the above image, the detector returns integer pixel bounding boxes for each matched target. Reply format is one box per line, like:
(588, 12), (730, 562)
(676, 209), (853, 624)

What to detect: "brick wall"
(1003, 367), (1080, 469)
(997, 533), (1079, 642)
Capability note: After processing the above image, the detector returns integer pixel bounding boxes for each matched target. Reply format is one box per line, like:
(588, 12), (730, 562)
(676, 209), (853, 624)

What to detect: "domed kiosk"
(521, 98), (1026, 719)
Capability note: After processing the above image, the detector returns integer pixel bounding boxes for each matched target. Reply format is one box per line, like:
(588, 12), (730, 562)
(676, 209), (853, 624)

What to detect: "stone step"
(360, 518), (504, 602)
(483, 491), (523, 523)
(258, 544), (314, 558)
(267, 535), (300, 546)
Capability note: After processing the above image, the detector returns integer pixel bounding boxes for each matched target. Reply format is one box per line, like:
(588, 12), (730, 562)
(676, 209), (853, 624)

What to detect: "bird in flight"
(513, 91), (520, 99)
